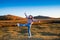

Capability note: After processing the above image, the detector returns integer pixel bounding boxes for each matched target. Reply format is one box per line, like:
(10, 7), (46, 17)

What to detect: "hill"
(34, 15), (52, 19)
(0, 15), (26, 20)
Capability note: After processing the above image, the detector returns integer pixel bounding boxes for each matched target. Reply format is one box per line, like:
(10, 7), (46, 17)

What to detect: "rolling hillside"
(34, 15), (52, 19)
(0, 14), (26, 20)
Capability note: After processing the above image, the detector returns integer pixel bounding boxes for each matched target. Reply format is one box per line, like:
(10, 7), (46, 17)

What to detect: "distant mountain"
(34, 15), (52, 19)
(0, 15), (25, 20)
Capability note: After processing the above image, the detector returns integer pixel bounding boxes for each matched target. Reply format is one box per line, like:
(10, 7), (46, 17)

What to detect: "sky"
(0, 0), (60, 18)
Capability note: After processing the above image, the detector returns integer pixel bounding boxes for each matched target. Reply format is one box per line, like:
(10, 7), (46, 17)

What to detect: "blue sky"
(0, 0), (60, 18)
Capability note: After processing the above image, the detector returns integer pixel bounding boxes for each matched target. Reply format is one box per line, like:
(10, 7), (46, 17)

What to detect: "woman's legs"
(17, 23), (26, 27)
(27, 24), (31, 38)
(17, 23), (32, 38)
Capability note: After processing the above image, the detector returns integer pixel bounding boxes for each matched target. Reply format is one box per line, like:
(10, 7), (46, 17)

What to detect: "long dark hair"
(28, 15), (33, 19)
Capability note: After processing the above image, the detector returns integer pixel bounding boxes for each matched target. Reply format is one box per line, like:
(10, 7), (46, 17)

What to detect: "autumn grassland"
(0, 15), (60, 40)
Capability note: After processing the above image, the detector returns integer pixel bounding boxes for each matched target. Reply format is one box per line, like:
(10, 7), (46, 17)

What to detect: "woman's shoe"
(17, 23), (19, 27)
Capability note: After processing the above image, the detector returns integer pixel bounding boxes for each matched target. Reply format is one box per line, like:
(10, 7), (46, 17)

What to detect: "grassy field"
(0, 20), (60, 40)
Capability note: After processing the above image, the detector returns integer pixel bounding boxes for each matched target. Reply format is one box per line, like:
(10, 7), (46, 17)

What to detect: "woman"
(17, 13), (40, 38)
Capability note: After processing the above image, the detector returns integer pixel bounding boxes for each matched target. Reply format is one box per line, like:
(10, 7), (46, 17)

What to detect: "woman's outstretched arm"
(24, 13), (28, 18)
(32, 18), (40, 23)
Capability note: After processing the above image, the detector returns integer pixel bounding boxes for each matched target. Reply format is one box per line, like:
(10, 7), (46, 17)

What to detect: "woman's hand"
(39, 20), (40, 23)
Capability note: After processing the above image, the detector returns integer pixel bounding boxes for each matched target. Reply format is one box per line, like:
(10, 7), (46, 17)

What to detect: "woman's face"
(29, 15), (33, 18)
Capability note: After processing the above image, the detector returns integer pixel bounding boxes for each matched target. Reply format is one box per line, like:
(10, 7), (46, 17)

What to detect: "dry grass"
(0, 20), (60, 40)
